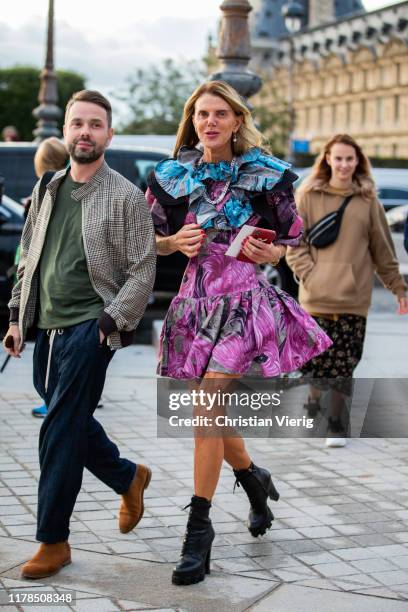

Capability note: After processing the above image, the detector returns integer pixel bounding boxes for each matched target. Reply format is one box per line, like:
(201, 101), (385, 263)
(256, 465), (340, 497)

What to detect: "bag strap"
(38, 171), (55, 207)
(306, 194), (353, 244)
(338, 194), (353, 214)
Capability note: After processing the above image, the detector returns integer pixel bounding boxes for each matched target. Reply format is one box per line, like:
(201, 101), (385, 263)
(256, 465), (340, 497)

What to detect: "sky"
(0, 0), (402, 120)
(1, 1), (222, 90)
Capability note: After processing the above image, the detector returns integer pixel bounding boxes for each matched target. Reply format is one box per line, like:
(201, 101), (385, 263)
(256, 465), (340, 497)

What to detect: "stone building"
(251, 0), (408, 159)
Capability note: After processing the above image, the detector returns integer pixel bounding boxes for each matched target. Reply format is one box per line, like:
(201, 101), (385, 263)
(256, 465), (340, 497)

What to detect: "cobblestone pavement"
(0, 305), (408, 611)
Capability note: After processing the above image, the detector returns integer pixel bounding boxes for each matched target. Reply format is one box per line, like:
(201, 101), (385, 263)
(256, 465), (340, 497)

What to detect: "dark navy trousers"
(33, 319), (136, 543)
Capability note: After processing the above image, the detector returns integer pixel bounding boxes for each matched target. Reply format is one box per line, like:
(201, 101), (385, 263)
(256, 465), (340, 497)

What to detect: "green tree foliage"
(115, 58), (205, 134)
(253, 80), (291, 158)
(0, 66), (86, 141)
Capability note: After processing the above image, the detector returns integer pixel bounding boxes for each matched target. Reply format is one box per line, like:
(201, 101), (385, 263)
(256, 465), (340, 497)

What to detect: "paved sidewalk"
(0, 301), (408, 611)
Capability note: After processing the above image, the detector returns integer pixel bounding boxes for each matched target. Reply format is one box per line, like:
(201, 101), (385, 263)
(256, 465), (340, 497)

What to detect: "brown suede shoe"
(21, 542), (71, 579)
(119, 464), (152, 533)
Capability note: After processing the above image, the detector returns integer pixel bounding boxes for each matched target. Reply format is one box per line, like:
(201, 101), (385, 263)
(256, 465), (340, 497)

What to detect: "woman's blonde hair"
(173, 80), (266, 157)
(297, 134), (376, 201)
(34, 137), (69, 178)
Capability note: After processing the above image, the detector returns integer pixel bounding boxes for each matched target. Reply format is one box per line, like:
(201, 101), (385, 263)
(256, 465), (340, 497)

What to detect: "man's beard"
(68, 138), (106, 164)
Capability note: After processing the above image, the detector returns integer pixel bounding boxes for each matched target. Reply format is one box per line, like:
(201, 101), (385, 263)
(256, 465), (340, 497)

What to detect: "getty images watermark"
(156, 377), (408, 439)
(167, 389), (314, 430)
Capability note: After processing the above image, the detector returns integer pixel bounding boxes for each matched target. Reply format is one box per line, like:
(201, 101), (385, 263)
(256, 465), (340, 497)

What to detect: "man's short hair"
(65, 90), (112, 128)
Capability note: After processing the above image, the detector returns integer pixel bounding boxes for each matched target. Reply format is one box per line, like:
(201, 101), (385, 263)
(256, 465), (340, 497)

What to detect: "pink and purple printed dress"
(146, 146), (331, 379)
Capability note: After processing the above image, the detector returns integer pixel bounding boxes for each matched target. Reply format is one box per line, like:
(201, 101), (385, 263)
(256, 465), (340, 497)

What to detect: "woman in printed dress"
(146, 81), (332, 585)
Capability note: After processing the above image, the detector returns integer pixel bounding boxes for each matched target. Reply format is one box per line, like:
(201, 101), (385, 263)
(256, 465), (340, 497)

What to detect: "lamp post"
(210, 0), (262, 103)
(281, 1), (304, 163)
(33, 0), (62, 142)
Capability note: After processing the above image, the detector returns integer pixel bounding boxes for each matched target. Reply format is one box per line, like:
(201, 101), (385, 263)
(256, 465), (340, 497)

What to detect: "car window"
(2, 195), (24, 216)
(0, 204), (11, 220)
(134, 159), (159, 187)
(377, 188), (408, 200)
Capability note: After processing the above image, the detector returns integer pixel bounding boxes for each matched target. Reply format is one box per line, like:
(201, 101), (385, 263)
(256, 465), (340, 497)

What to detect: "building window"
(345, 72), (351, 93)
(394, 95), (400, 124)
(346, 101), (351, 128)
(361, 99), (366, 126)
(332, 104), (336, 129)
(376, 97), (384, 125)
(321, 106), (327, 131)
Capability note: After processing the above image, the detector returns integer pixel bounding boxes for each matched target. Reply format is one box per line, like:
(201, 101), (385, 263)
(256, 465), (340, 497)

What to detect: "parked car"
(0, 193), (25, 315)
(0, 142), (171, 202)
(386, 205), (408, 234)
(0, 142), (191, 304)
(386, 205), (408, 276)
(371, 169), (408, 211)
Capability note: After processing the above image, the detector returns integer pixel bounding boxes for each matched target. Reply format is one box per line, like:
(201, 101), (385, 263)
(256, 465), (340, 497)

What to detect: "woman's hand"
(397, 295), (408, 315)
(241, 236), (285, 265)
(170, 223), (204, 258)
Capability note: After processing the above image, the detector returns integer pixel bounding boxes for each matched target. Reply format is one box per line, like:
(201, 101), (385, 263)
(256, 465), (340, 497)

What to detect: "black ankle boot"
(327, 416), (345, 435)
(303, 398), (321, 418)
(172, 495), (215, 586)
(233, 463), (280, 538)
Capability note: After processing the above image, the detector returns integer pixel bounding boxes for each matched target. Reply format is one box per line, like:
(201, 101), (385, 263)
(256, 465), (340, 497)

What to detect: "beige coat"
(286, 183), (407, 317)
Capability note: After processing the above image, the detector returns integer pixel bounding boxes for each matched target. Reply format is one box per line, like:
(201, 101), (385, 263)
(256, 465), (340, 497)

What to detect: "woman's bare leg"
(330, 389), (346, 419)
(308, 384), (322, 401)
(193, 372), (250, 499)
(194, 437), (224, 500)
(223, 436), (251, 470)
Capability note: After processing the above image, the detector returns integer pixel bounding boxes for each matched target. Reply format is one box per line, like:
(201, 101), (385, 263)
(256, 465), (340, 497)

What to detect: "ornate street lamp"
(281, 1), (305, 162)
(33, 0), (62, 142)
(210, 0), (262, 103)
(282, 1), (304, 35)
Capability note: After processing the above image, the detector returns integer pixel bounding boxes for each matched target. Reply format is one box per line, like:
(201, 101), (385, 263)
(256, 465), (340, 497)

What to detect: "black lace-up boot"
(233, 463), (280, 537)
(172, 495), (215, 585)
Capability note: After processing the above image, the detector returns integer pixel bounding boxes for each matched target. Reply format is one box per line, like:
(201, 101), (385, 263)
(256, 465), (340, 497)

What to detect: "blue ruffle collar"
(154, 146), (291, 203)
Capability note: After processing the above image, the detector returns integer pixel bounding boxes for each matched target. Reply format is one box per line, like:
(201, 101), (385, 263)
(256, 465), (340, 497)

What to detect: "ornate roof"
(251, 1), (408, 67)
(250, 0), (364, 41)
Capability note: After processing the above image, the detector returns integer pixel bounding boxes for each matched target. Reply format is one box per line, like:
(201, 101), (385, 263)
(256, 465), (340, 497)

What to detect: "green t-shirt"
(38, 173), (104, 329)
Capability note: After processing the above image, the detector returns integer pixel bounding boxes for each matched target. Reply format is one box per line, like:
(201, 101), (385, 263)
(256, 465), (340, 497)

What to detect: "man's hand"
(397, 296), (408, 315)
(2, 325), (23, 358)
(170, 224), (204, 258)
(241, 237), (285, 265)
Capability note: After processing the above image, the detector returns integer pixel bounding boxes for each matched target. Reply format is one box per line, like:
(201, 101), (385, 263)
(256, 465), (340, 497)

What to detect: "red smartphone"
(237, 228), (277, 263)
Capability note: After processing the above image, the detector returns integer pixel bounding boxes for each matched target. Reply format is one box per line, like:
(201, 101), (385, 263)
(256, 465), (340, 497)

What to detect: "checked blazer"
(9, 161), (156, 349)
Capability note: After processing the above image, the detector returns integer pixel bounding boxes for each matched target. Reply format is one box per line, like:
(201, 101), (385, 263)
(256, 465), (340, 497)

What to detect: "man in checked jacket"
(3, 90), (156, 579)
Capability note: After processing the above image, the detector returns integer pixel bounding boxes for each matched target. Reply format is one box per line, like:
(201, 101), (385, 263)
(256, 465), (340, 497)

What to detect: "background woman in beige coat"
(287, 134), (408, 447)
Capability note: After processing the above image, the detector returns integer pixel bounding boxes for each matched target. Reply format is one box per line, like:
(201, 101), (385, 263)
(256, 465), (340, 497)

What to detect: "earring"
(233, 133), (237, 143)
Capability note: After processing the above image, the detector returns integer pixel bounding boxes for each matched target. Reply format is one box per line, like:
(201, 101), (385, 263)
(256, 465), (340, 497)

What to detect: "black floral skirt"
(301, 314), (367, 395)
